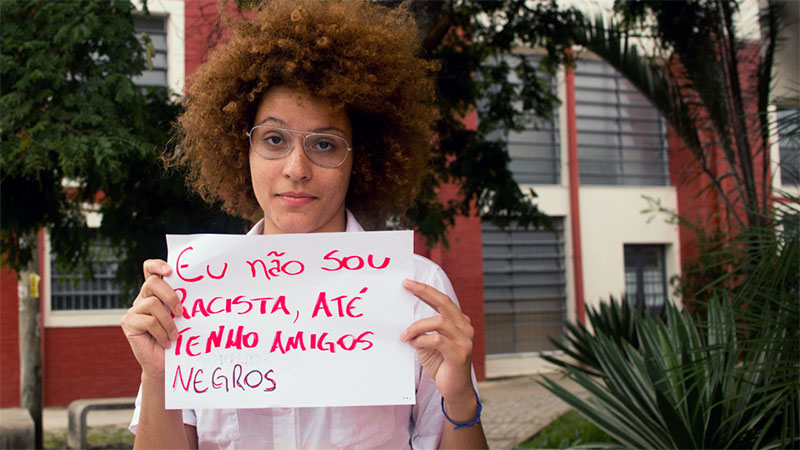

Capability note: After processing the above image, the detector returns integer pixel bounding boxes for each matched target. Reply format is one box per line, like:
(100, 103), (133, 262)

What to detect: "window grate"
(482, 219), (566, 354)
(575, 59), (669, 186)
(778, 107), (799, 186)
(481, 54), (561, 185)
(132, 15), (168, 87)
(51, 238), (124, 310)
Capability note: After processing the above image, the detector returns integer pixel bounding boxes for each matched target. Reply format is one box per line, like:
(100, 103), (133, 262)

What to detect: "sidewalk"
(43, 374), (585, 450)
(478, 374), (586, 450)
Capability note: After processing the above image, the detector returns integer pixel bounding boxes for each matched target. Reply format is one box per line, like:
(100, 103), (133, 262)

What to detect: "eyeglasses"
(246, 125), (352, 169)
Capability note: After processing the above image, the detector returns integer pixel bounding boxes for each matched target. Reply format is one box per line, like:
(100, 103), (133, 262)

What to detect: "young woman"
(121, 1), (488, 448)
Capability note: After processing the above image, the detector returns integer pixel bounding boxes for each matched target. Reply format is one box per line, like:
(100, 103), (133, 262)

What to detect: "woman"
(122, 1), (488, 448)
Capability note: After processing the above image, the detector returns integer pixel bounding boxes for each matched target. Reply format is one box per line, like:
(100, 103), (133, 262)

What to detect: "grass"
(516, 409), (615, 449)
(44, 425), (134, 449)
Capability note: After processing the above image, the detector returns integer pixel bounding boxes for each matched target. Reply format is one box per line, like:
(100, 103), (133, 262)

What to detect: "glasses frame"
(246, 125), (353, 169)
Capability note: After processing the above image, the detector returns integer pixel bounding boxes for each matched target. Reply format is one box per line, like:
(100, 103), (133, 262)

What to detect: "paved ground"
(43, 374), (586, 449)
(478, 374), (586, 450)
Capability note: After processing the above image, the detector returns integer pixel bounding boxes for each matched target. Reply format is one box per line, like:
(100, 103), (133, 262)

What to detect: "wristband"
(441, 390), (482, 430)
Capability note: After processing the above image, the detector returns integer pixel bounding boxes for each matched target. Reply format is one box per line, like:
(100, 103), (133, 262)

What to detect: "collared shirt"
(131, 211), (470, 449)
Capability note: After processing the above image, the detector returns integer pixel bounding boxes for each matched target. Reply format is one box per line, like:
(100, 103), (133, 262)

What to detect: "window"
(483, 54), (561, 185)
(132, 14), (168, 88)
(624, 244), (667, 315)
(51, 236), (123, 310)
(507, 108), (561, 185)
(777, 106), (799, 186)
(482, 219), (566, 354)
(575, 59), (669, 186)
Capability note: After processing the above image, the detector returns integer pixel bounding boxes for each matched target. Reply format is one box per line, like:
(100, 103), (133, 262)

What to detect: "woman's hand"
(400, 279), (477, 420)
(120, 259), (183, 378)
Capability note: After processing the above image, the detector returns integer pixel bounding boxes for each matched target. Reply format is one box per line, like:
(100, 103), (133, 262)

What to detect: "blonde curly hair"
(174, 0), (438, 226)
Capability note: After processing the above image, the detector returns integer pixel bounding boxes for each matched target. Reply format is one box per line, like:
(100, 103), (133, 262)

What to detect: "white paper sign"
(163, 230), (416, 409)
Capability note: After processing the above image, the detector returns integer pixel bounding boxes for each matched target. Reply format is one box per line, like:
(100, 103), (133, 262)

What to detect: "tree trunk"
(19, 236), (42, 449)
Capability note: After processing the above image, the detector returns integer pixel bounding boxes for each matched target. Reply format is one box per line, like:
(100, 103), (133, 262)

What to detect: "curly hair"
(174, 0), (438, 227)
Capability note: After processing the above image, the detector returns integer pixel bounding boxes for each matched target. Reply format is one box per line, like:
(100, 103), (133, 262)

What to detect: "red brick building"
(1, 0), (796, 407)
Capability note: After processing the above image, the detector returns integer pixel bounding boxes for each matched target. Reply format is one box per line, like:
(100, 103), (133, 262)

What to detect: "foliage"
(568, 0), (784, 238)
(542, 200), (800, 449)
(543, 297), (642, 378)
(384, 1), (582, 244)
(1, 0), (584, 290)
(539, 8), (800, 435)
(0, 1), (246, 297)
(516, 410), (615, 449)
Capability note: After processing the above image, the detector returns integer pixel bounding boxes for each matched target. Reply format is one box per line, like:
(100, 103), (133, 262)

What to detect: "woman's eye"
(263, 135), (285, 146)
(313, 140), (337, 152)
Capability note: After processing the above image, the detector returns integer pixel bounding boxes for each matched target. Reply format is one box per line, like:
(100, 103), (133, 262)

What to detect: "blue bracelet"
(441, 390), (482, 430)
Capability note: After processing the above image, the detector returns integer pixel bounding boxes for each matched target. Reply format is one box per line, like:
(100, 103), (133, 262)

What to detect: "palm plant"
(542, 200), (799, 449)
(567, 0), (784, 238)
(539, 5), (799, 445)
(542, 297), (643, 378)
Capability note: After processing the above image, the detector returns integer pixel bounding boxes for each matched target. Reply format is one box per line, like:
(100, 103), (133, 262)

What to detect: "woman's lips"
(276, 192), (316, 207)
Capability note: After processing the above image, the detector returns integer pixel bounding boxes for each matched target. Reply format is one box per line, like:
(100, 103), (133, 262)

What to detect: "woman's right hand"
(121, 259), (183, 378)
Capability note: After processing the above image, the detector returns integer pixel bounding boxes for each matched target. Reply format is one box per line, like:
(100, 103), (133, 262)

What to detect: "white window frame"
(132, 0), (185, 97)
(769, 104), (800, 197)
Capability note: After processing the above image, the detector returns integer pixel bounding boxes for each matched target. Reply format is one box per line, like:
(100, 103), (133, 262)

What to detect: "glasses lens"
(304, 134), (349, 168)
(250, 126), (292, 159)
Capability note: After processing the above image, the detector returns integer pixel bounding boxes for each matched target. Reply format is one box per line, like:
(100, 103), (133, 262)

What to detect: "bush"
(540, 202), (799, 448)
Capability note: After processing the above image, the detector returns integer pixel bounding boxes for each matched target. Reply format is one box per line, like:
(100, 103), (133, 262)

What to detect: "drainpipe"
(565, 54), (586, 325)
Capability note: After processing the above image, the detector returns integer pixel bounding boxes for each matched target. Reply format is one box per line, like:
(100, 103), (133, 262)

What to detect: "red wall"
(0, 267), (21, 407)
(668, 44), (771, 266)
(414, 207), (487, 382)
(43, 327), (141, 406)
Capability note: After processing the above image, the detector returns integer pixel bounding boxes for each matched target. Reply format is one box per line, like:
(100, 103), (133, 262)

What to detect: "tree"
(538, 1), (799, 447)
(396, 1), (578, 243)
(1, 2), (245, 443)
(566, 0), (793, 269)
(1, 1), (246, 291)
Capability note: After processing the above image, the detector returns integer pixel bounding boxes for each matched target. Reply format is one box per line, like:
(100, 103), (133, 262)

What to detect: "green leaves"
(404, 0), (579, 243)
(541, 202), (800, 448)
(0, 1), (245, 295)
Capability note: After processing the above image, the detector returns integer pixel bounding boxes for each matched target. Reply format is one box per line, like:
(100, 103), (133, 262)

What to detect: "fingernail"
(170, 329), (179, 340)
(399, 330), (408, 341)
(403, 279), (418, 288)
(161, 265), (171, 275)
(174, 304), (182, 316)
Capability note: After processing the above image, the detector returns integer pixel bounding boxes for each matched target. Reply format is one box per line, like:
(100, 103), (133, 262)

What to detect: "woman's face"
(249, 86), (353, 234)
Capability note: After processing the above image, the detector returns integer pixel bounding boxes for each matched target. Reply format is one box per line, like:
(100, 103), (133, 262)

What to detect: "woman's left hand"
(400, 279), (477, 416)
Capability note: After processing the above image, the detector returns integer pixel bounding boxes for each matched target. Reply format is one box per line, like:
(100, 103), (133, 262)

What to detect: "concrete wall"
(579, 186), (680, 308)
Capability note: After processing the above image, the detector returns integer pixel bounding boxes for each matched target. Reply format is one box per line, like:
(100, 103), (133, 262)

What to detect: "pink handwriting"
(321, 250), (390, 271)
(172, 364), (276, 393)
(247, 252), (304, 280)
(174, 289), (291, 320)
(175, 246), (229, 283)
(311, 288), (367, 318)
(269, 330), (374, 354)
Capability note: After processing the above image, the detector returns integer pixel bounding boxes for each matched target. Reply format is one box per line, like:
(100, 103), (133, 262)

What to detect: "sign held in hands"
(163, 230), (416, 409)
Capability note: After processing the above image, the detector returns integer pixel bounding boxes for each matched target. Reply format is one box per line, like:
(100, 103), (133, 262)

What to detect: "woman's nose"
(282, 136), (312, 181)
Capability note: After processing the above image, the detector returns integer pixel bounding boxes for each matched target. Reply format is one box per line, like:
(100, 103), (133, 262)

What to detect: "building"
(1, 0), (797, 407)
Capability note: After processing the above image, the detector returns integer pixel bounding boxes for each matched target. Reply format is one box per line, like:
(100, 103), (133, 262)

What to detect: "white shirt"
(131, 211), (473, 449)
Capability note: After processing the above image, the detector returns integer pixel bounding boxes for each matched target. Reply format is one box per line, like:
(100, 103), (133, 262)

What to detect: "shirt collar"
(247, 209), (363, 235)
